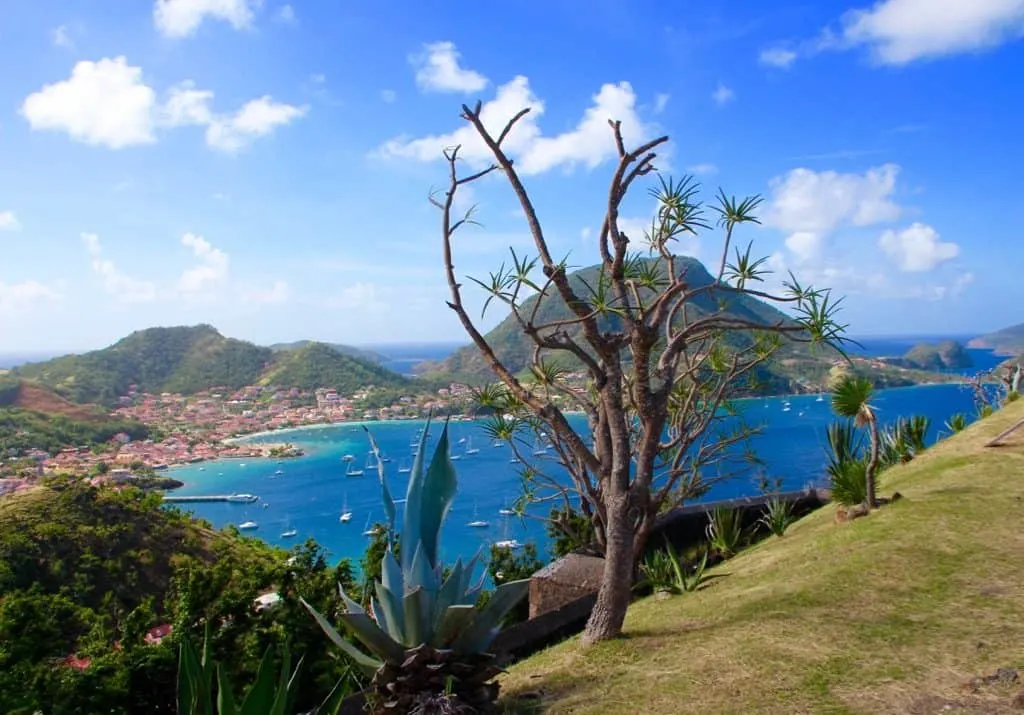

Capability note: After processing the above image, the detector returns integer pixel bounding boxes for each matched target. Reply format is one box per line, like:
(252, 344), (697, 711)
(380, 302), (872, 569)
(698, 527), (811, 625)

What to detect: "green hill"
(433, 256), (833, 393)
(901, 340), (973, 370)
(268, 340), (387, 365)
(968, 323), (1024, 355)
(13, 326), (408, 406)
(259, 341), (408, 392)
(0, 481), (353, 714)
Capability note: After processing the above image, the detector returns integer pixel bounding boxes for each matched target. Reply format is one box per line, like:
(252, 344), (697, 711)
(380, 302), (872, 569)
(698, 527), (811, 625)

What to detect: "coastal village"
(0, 381), (479, 488)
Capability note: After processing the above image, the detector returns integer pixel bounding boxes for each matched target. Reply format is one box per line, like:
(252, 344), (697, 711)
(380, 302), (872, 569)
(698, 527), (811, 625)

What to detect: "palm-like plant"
(303, 420), (529, 713)
(831, 376), (880, 509)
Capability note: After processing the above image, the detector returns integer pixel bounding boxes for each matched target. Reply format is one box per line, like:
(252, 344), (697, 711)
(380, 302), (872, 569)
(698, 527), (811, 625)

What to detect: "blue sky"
(0, 0), (1021, 353)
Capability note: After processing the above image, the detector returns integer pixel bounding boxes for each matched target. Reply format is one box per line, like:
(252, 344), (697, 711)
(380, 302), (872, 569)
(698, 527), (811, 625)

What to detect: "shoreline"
(212, 380), (969, 448)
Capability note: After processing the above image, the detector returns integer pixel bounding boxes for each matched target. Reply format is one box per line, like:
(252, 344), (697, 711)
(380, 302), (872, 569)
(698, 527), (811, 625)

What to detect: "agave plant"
(706, 506), (744, 558)
(944, 412), (968, 436)
(303, 420), (529, 713)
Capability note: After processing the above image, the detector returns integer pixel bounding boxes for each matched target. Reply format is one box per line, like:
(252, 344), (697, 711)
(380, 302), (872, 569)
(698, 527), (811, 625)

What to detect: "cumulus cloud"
(712, 83), (735, 106)
(376, 76), (660, 176)
(154, 0), (257, 38)
(22, 59), (304, 152)
(839, 0), (1024, 65)
(412, 41), (488, 93)
(759, 47), (798, 68)
(0, 211), (19, 231)
(179, 232), (229, 297)
(765, 163), (902, 262)
(878, 222), (960, 271)
(82, 233), (158, 303)
(21, 57), (157, 149)
(0, 281), (62, 314)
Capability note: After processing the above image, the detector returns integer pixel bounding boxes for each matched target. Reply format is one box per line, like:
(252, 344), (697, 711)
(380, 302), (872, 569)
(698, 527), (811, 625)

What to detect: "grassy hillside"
(969, 323), (1024, 355)
(14, 326), (408, 406)
(259, 341), (408, 392)
(501, 401), (1024, 714)
(900, 339), (973, 370)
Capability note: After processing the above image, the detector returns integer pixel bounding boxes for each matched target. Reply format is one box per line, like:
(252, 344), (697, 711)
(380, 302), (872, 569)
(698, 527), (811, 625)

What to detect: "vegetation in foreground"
(499, 400), (1024, 714)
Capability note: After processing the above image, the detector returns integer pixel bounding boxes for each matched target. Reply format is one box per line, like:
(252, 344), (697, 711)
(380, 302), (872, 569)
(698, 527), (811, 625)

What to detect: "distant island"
(968, 322), (1024, 356)
(879, 340), (974, 371)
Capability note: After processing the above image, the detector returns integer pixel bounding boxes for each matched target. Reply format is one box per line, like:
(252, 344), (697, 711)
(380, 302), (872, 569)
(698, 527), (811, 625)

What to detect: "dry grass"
(501, 402), (1024, 714)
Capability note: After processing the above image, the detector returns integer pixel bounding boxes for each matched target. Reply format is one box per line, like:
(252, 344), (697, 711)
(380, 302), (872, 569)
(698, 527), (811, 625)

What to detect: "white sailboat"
(346, 455), (364, 477)
(816, 393), (825, 402)
(494, 515), (521, 549)
(532, 437), (547, 457)
(397, 458), (412, 474)
(239, 520), (258, 531)
(492, 440), (503, 448)
(498, 500), (516, 516)
(467, 504), (489, 529)
(464, 436), (480, 456)
(339, 494), (352, 523)
(281, 516), (297, 538)
(362, 514), (380, 536)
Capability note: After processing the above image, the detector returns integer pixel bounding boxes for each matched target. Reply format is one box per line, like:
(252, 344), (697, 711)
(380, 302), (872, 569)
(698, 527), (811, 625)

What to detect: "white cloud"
(653, 93), (670, 114)
(21, 57), (156, 149)
(412, 41), (488, 93)
(179, 232), (229, 296)
(878, 222), (959, 271)
(686, 163), (718, 175)
(712, 83), (735, 106)
(245, 279), (290, 304)
(0, 211), (19, 231)
(380, 89), (397, 103)
(82, 233), (158, 303)
(765, 163), (902, 262)
(377, 77), (660, 176)
(951, 271), (975, 296)
(759, 47), (798, 68)
(276, 4), (296, 23)
(839, 0), (1024, 65)
(0, 281), (62, 314)
(162, 82), (307, 152)
(154, 0), (257, 38)
(52, 25), (73, 48)
(207, 97), (307, 152)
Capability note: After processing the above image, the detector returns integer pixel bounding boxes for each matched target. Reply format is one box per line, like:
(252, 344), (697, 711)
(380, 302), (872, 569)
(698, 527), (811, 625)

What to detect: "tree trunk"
(866, 416), (879, 509)
(581, 496), (634, 645)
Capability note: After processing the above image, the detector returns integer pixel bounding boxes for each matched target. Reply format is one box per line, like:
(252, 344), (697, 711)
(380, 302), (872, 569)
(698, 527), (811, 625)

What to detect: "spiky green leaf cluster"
(304, 420), (529, 678)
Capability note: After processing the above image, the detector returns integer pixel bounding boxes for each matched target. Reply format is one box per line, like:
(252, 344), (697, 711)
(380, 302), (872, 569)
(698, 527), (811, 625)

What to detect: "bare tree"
(433, 102), (848, 644)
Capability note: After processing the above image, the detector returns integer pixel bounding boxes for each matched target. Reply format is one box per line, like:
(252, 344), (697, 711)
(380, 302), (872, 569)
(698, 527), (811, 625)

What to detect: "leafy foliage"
(0, 482), (357, 714)
(758, 497), (795, 537)
(639, 541), (709, 595)
(545, 506), (596, 557)
(258, 342), (408, 394)
(0, 406), (150, 456)
(944, 412), (969, 435)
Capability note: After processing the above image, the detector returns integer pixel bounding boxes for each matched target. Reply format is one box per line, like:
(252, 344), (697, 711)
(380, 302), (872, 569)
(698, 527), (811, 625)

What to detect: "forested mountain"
(969, 323), (1024, 355)
(267, 340), (387, 365)
(433, 256), (823, 392)
(13, 325), (407, 406)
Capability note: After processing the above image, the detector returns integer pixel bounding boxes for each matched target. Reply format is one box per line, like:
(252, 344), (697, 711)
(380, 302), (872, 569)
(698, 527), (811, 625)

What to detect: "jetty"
(162, 494), (259, 504)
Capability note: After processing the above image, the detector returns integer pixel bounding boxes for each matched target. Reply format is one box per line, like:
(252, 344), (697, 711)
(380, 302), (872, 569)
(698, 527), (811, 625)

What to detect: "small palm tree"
(831, 376), (880, 509)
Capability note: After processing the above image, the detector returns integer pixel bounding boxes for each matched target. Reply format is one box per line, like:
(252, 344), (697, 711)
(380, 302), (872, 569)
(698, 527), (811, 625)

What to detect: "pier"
(162, 494), (259, 503)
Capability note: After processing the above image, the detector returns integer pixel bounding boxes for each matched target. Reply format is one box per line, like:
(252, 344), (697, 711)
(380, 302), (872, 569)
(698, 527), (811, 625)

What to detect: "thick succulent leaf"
(269, 653), (303, 715)
(418, 422), (458, 567)
(402, 587), (433, 647)
(401, 417), (433, 572)
(364, 426), (396, 529)
(370, 596), (390, 637)
(337, 581), (366, 615)
(177, 638), (205, 715)
(408, 540), (440, 593)
(300, 598), (384, 675)
(337, 611), (407, 663)
(216, 664), (239, 715)
(433, 604), (477, 649)
(377, 557), (406, 641)
(433, 559), (466, 630)
(315, 676), (353, 715)
(452, 579), (530, 654)
(381, 547), (404, 596)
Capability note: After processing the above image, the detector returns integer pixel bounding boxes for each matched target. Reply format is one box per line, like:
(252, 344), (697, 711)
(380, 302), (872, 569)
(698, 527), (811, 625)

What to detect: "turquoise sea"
(167, 381), (988, 567)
